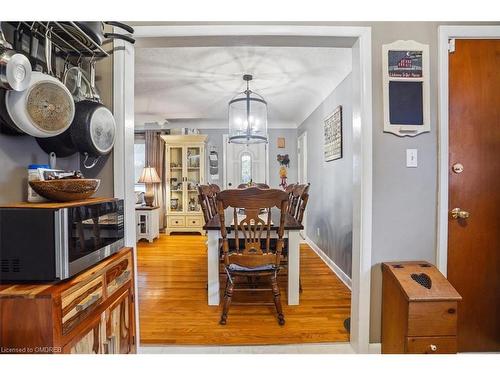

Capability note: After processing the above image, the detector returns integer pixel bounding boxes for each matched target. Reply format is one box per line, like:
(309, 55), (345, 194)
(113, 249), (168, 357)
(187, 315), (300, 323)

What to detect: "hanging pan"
(36, 60), (115, 167)
(0, 23), (32, 92)
(5, 31), (75, 137)
(71, 60), (115, 168)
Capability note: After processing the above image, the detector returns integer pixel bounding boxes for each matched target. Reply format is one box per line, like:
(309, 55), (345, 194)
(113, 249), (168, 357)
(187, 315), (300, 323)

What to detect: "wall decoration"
(209, 147), (219, 181)
(324, 105), (342, 162)
(277, 154), (290, 188)
(382, 40), (430, 137)
(277, 137), (286, 148)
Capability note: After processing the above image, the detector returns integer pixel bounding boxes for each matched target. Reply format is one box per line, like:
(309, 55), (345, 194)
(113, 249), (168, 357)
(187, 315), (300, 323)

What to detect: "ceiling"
(135, 46), (352, 128)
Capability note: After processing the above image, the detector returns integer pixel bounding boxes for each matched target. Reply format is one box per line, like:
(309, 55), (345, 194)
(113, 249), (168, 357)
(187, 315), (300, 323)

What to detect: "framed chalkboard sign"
(382, 40), (430, 137)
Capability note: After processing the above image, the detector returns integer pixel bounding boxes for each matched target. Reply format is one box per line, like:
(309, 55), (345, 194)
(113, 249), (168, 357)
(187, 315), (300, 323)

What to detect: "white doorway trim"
(437, 26), (500, 276)
(222, 134), (270, 189)
(114, 24), (373, 353)
(112, 36), (139, 344)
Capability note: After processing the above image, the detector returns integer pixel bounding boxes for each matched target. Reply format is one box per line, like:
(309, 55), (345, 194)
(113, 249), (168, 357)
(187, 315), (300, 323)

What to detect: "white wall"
(298, 73), (353, 276)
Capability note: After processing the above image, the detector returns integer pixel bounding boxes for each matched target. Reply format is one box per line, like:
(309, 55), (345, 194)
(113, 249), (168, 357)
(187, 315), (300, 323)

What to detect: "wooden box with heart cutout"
(381, 261), (462, 354)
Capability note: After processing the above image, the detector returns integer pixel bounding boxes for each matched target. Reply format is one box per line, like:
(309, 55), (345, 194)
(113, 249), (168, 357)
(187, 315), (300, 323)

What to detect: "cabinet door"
(104, 287), (135, 354)
(138, 213), (148, 235)
(185, 145), (203, 214)
(64, 314), (105, 354)
(168, 146), (184, 214)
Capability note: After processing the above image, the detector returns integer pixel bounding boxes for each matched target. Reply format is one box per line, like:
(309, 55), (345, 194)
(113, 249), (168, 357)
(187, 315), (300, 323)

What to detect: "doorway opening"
(113, 25), (373, 353)
(223, 134), (269, 189)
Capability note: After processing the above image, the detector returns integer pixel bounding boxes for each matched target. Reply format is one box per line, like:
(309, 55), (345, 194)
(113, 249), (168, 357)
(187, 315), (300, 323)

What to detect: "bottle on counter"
(27, 164), (49, 203)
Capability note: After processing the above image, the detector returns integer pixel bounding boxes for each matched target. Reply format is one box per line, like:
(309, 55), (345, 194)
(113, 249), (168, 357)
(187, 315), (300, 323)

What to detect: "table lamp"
(138, 166), (161, 206)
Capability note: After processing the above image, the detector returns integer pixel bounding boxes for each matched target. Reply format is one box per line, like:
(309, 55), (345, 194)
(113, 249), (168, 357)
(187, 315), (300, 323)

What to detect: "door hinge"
(448, 39), (455, 53)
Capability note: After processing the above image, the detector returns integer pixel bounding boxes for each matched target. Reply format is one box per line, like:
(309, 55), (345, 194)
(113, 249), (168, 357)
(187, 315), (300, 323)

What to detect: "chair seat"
(227, 263), (277, 272)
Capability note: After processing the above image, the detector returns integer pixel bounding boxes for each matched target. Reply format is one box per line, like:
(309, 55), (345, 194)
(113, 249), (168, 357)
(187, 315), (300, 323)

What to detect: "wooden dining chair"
(282, 183), (310, 292)
(197, 184), (219, 224)
(216, 187), (289, 325)
(289, 183), (310, 223)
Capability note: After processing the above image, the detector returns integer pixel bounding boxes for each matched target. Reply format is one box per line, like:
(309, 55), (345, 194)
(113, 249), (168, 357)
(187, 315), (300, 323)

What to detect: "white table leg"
(287, 230), (300, 305)
(207, 230), (220, 305)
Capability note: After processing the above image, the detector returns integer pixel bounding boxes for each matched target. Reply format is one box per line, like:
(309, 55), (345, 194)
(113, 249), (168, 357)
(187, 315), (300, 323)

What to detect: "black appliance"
(0, 199), (124, 282)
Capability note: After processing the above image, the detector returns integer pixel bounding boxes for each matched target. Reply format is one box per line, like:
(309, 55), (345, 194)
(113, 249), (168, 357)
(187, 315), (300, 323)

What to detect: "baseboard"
(368, 343), (381, 354)
(305, 236), (352, 290)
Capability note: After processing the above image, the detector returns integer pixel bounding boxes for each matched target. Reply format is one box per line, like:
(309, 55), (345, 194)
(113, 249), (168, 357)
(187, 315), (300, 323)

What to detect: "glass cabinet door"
(168, 147), (184, 213)
(185, 146), (202, 213)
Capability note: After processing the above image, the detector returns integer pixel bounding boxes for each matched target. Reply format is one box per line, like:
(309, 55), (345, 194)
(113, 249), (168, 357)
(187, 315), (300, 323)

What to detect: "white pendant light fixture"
(228, 74), (268, 144)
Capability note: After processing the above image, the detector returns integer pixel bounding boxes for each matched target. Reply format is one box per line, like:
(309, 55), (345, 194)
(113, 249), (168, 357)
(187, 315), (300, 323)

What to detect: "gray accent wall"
(0, 136), (80, 203)
(298, 74), (353, 277)
(367, 22), (440, 343)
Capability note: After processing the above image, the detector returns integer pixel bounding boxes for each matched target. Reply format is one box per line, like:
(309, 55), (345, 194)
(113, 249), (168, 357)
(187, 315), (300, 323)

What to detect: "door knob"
(450, 208), (470, 219)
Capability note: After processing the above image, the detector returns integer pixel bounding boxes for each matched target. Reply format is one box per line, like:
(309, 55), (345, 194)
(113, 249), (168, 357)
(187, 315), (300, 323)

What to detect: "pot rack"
(8, 21), (132, 61)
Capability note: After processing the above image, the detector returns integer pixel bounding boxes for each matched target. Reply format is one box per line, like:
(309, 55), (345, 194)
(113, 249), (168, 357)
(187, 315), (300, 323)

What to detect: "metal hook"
(83, 153), (100, 169)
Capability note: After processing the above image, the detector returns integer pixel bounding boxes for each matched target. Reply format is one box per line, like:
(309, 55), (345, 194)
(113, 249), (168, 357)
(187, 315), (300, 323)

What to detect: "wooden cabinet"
(136, 206), (160, 242)
(0, 248), (136, 354)
(381, 261), (462, 354)
(162, 134), (207, 235)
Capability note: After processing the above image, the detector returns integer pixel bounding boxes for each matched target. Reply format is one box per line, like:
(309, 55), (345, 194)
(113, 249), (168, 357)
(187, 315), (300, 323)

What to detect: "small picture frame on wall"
(324, 105), (342, 162)
(277, 137), (286, 148)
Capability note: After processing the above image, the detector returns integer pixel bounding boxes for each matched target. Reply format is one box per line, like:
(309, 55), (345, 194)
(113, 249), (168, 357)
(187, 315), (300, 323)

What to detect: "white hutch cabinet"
(161, 135), (207, 235)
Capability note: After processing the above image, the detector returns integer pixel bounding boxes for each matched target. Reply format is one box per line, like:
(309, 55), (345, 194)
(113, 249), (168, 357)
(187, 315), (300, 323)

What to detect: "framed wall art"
(382, 40), (430, 137)
(324, 105), (342, 162)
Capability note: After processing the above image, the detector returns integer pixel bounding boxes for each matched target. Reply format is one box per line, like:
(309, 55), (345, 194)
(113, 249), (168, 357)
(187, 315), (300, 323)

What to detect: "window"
(134, 140), (146, 192)
(241, 153), (252, 184)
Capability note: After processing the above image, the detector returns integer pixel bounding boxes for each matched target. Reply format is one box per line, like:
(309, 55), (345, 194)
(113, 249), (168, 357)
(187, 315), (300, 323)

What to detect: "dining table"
(203, 208), (303, 306)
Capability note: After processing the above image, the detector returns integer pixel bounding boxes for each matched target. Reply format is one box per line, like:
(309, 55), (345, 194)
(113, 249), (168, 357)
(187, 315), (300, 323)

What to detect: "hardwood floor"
(137, 234), (351, 345)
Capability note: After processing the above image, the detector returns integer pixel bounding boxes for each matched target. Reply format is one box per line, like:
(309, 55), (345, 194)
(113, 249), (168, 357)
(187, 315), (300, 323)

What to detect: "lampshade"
(138, 166), (161, 184)
(228, 74), (268, 144)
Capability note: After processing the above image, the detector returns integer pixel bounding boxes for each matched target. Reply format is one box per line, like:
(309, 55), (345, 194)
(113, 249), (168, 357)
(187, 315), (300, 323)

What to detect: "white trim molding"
(116, 24), (373, 353)
(437, 26), (500, 276)
(305, 236), (352, 290)
(113, 34), (140, 346)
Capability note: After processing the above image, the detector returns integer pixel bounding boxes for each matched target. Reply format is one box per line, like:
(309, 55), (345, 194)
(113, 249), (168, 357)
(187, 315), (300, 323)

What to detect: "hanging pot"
(37, 61), (115, 166)
(70, 100), (116, 168)
(0, 24), (32, 92)
(35, 125), (77, 157)
(71, 60), (115, 168)
(0, 88), (24, 134)
(72, 22), (135, 46)
(63, 65), (92, 102)
(4, 33), (75, 138)
(51, 22), (135, 51)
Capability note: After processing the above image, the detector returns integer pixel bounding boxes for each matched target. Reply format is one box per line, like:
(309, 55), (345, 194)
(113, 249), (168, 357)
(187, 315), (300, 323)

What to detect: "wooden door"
(104, 287), (135, 354)
(448, 39), (500, 352)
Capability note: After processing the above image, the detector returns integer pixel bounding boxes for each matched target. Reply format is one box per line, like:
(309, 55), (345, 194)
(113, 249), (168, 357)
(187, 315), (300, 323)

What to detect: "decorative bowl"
(29, 179), (100, 202)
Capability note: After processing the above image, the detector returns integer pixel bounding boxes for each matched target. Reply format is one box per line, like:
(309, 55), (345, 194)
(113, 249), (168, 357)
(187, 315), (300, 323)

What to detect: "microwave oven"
(0, 198), (124, 282)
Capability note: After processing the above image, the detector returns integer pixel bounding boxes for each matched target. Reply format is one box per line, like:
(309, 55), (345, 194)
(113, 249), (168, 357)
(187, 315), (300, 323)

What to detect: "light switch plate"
(406, 149), (418, 167)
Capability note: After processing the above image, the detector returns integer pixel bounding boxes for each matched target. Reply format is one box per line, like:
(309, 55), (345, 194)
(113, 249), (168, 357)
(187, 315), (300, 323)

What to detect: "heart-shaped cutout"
(411, 273), (432, 289)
